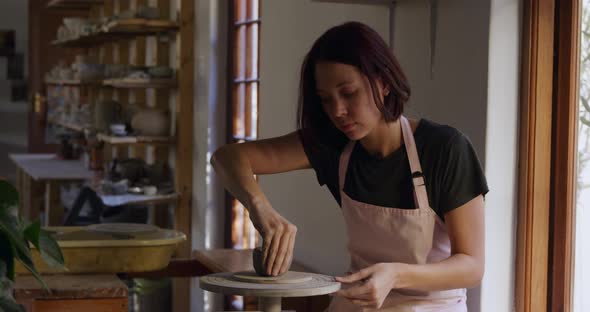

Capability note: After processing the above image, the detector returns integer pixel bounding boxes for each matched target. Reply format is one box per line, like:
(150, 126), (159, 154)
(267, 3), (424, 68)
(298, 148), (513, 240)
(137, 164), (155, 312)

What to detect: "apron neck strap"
(338, 141), (356, 191)
(400, 116), (430, 209)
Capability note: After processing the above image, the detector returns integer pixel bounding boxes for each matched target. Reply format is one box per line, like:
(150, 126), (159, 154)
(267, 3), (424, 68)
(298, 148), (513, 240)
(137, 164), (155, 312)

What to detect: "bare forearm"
(395, 253), (483, 291)
(210, 144), (268, 211)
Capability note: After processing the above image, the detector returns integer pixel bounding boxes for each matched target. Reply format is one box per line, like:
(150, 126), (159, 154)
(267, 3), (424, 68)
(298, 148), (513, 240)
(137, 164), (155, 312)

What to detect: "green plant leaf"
(23, 222), (63, 270)
(0, 211), (23, 243)
(0, 211), (48, 290)
(23, 221), (40, 249)
(0, 214), (27, 284)
(0, 181), (18, 213)
(0, 275), (13, 299)
(0, 234), (14, 281)
(14, 248), (48, 291)
(0, 215), (29, 259)
(0, 297), (25, 312)
(0, 263), (15, 307)
(0, 181), (57, 292)
(37, 229), (64, 269)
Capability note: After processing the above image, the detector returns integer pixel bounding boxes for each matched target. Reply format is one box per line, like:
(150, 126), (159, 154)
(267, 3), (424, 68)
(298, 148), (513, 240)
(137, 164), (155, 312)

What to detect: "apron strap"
(400, 116), (430, 210)
(338, 141), (356, 191)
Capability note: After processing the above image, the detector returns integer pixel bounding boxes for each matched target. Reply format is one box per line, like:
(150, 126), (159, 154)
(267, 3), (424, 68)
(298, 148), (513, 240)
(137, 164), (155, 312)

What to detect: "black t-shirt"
(298, 118), (489, 220)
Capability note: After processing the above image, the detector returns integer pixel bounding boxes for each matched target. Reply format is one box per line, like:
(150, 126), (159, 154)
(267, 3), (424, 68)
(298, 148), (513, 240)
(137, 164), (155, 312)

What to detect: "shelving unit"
(96, 133), (173, 145)
(103, 77), (177, 88)
(43, 0), (194, 311)
(44, 78), (102, 85)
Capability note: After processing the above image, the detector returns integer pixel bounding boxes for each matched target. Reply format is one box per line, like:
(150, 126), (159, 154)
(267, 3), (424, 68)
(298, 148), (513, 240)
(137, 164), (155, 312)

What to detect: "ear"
(376, 77), (389, 96)
(383, 87), (390, 96)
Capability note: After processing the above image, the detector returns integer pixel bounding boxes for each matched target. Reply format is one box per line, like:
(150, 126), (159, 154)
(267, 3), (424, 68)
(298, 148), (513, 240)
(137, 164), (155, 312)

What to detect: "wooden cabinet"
(14, 274), (128, 312)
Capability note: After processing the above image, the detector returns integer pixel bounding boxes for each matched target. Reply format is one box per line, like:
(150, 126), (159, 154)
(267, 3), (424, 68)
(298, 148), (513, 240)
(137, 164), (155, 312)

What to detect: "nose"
(328, 98), (347, 118)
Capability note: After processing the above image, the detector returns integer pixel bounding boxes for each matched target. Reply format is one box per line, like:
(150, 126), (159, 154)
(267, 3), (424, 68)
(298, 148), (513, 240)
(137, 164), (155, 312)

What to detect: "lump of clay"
(252, 247), (287, 277)
(252, 247), (268, 276)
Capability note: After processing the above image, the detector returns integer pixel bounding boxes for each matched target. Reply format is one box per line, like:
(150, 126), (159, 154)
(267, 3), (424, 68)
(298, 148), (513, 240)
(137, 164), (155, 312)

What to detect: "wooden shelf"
(52, 19), (178, 47)
(45, 77), (176, 89)
(97, 133), (173, 145)
(49, 120), (172, 145)
(103, 78), (177, 89)
(47, 0), (103, 9)
(104, 19), (178, 33)
(45, 78), (102, 86)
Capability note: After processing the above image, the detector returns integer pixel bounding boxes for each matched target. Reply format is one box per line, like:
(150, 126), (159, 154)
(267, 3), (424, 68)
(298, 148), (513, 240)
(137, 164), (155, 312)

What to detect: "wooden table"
(10, 154), (93, 225)
(14, 274), (128, 312)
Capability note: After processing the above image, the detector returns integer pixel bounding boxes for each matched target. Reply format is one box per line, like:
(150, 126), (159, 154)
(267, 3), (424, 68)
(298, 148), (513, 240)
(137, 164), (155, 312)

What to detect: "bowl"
(143, 185), (157, 196)
(110, 123), (127, 136)
(63, 18), (88, 37)
(15, 226), (186, 274)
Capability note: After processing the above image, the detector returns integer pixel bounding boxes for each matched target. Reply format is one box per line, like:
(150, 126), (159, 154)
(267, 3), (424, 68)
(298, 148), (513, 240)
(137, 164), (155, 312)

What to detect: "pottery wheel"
(199, 271), (340, 298)
(232, 270), (313, 284)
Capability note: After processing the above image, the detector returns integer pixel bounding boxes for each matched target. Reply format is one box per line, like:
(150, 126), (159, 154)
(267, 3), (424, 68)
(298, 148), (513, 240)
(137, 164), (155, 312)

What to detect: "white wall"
(482, 0), (520, 311)
(393, 0), (520, 312)
(258, 0), (390, 275)
(392, 0), (490, 162)
(0, 0), (29, 182)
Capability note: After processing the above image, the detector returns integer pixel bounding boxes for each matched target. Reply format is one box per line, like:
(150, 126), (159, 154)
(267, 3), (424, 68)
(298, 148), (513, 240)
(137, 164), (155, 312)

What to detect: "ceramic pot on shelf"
(131, 108), (170, 136)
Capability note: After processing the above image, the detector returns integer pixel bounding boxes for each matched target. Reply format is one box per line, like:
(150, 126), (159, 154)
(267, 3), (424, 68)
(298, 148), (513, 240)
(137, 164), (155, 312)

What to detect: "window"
(573, 1), (590, 310)
(225, 1), (260, 309)
(228, 0), (260, 250)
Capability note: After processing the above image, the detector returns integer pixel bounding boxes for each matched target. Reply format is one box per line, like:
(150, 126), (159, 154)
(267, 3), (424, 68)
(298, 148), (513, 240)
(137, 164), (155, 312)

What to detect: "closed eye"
(342, 90), (358, 98)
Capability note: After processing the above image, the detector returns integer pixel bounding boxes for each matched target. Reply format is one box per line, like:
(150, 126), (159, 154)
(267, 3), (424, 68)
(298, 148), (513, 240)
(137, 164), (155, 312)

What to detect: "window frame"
(549, 0), (580, 310)
(516, 0), (580, 311)
(225, 0), (261, 250)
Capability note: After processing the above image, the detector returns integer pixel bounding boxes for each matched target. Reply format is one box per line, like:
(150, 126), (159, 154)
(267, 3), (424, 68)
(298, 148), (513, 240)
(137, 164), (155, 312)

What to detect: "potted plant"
(0, 180), (65, 311)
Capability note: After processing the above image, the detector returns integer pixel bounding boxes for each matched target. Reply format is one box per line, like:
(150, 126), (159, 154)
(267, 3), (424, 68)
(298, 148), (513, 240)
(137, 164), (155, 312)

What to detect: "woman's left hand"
(333, 263), (402, 309)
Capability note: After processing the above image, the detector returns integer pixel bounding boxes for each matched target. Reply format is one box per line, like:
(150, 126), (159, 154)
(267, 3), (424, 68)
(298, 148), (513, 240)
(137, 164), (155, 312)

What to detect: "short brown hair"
(297, 21), (411, 147)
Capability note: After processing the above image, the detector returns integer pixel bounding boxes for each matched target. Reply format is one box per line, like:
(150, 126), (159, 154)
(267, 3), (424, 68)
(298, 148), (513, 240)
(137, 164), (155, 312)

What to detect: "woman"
(211, 21), (488, 311)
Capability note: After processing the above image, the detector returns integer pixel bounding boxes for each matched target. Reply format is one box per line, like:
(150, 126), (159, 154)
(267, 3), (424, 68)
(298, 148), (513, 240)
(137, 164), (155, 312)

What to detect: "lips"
(340, 123), (355, 132)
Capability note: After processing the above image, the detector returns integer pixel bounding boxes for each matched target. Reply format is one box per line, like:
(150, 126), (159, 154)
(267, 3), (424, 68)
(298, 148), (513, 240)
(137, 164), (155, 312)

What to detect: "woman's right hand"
(210, 132), (308, 276)
(249, 199), (297, 276)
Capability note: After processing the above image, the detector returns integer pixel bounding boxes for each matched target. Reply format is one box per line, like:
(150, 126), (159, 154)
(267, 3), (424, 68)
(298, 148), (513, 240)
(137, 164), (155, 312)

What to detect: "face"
(315, 62), (387, 140)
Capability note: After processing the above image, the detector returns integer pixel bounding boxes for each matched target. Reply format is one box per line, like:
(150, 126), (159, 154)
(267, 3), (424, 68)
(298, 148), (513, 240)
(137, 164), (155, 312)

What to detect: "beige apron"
(327, 116), (467, 312)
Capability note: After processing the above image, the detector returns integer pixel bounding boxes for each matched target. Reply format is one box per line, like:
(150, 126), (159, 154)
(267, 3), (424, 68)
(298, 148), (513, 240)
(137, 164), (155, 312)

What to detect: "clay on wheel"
(253, 247), (268, 276)
(253, 247), (286, 277)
